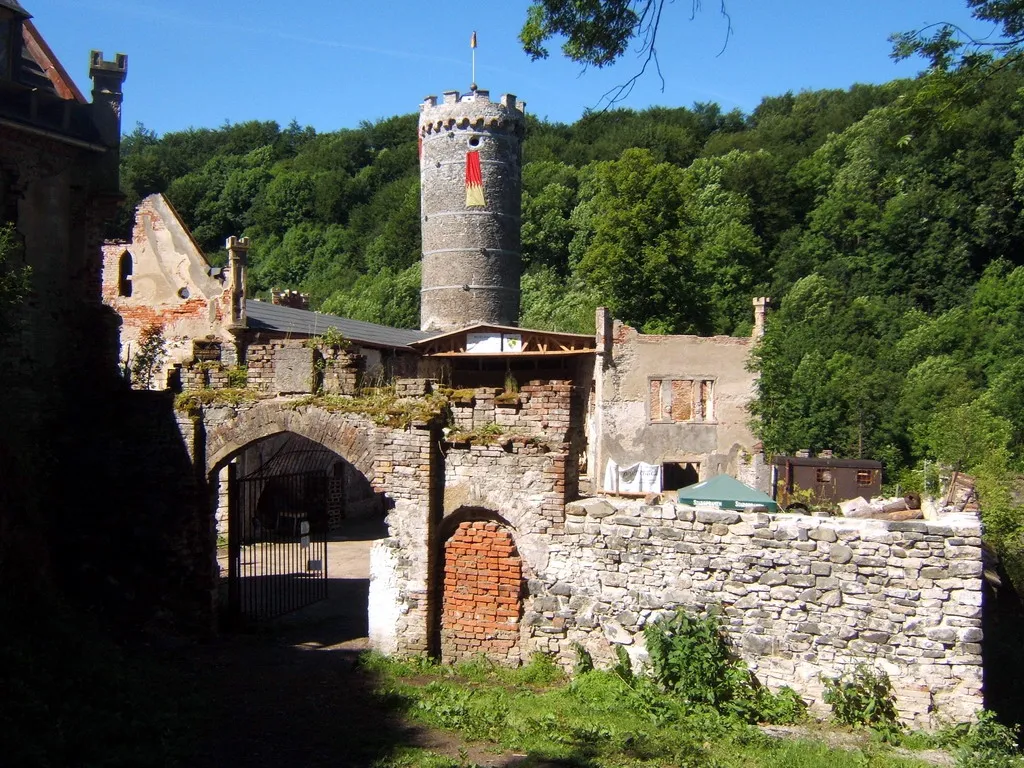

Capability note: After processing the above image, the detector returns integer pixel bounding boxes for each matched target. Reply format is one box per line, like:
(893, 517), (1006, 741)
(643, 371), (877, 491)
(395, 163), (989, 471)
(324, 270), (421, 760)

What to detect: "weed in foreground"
(939, 711), (1024, 768)
(363, 648), (955, 768)
(372, 747), (480, 767)
(644, 609), (808, 724)
(821, 664), (900, 733)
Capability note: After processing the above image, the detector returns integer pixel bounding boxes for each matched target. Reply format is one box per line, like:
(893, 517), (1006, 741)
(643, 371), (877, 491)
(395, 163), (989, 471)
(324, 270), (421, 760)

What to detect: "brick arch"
(440, 511), (524, 664)
(203, 403), (380, 481)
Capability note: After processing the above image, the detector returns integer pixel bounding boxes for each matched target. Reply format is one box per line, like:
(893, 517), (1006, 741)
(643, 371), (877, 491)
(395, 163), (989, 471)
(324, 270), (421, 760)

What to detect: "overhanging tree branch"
(520, 0), (732, 110)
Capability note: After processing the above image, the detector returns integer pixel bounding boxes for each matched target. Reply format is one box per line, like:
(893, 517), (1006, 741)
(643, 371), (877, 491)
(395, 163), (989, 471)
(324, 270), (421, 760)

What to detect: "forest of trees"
(115, 51), (1024, 582)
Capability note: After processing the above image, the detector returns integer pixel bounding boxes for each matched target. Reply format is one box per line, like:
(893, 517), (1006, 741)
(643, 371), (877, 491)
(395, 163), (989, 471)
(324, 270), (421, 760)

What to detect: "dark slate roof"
(20, 44), (56, 93)
(244, 299), (431, 349)
(1, 1), (29, 17)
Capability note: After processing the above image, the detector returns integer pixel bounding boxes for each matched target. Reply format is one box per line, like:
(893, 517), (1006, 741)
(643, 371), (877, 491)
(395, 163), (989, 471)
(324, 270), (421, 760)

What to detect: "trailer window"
(856, 470), (872, 486)
(816, 469), (832, 483)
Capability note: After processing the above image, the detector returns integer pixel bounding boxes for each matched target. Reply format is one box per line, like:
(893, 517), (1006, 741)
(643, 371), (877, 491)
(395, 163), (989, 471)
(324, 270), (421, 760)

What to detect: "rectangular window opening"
(649, 377), (715, 423)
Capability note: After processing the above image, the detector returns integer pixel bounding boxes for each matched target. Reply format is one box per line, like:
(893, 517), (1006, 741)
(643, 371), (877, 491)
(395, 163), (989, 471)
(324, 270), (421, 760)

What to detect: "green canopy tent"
(676, 473), (779, 512)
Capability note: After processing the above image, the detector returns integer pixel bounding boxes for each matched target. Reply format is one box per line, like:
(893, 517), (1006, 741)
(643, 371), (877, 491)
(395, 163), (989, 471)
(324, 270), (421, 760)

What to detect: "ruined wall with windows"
(590, 304), (770, 496)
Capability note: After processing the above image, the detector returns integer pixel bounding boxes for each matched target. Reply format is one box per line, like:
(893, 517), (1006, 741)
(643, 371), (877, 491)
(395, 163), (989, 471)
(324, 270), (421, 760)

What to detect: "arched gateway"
(180, 400), (440, 636)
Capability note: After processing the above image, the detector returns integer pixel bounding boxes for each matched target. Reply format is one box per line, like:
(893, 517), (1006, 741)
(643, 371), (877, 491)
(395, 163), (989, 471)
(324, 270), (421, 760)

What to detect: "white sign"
(502, 334), (523, 353)
(466, 333), (502, 353)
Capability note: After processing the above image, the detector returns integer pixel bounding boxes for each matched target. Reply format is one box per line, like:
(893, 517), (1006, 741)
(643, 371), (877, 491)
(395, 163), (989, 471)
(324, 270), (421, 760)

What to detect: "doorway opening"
(662, 461), (700, 492)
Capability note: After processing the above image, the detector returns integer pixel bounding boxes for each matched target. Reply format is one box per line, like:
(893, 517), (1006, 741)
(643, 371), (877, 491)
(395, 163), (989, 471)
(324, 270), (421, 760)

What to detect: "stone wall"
(238, 343), (362, 395)
(522, 497), (982, 729)
(182, 398), (441, 653)
(450, 381), (575, 439)
(418, 89), (526, 331)
(443, 443), (568, 535)
(368, 426), (438, 655)
(165, 386), (985, 730)
(179, 344), (362, 396)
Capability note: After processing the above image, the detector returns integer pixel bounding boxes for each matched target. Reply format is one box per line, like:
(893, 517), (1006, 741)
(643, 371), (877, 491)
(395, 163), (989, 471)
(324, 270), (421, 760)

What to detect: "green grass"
(363, 652), (940, 768)
(371, 747), (476, 768)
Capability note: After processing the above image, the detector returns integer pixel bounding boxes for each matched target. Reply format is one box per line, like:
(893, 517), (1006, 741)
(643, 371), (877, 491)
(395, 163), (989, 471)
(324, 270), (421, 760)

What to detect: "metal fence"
(227, 467), (329, 623)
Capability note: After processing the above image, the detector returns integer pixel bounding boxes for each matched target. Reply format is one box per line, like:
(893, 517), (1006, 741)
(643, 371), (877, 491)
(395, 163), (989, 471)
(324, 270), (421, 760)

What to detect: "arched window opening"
(118, 251), (133, 297)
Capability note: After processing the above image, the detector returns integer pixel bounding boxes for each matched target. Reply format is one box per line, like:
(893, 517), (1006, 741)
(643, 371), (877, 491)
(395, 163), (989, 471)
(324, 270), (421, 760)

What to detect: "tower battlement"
(419, 90), (526, 137)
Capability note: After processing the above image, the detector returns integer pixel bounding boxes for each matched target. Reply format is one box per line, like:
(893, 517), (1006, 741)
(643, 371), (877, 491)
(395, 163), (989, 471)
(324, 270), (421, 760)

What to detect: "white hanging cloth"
(603, 459), (662, 493)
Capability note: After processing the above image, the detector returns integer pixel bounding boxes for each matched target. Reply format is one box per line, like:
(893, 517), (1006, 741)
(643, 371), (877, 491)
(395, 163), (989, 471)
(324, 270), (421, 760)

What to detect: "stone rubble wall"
(369, 426), (437, 655)
(183, 400), (439, 652)
(178, 343), (363, 396)
(171, 390), (985, 731)
(522, 497), (982, 729)
(443, 443), (568, 535)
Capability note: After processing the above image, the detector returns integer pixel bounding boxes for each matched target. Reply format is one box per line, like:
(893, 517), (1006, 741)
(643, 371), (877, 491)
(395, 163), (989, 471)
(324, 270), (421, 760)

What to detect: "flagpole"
(471, 30), (477, 89)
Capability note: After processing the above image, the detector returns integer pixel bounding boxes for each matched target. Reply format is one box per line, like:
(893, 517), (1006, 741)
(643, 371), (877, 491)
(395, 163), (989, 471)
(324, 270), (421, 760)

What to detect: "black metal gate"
(227, 467), (329, 623)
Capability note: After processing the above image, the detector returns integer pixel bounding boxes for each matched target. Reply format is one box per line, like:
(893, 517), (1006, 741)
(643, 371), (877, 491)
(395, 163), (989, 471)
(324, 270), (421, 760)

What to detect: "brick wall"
(442, 521), (523, 663)
(451, 381), (575, 442)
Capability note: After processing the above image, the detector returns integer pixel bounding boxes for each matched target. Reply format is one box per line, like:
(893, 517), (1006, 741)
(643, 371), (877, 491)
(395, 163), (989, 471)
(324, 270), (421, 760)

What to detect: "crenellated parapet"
(419, 89), (526, 138)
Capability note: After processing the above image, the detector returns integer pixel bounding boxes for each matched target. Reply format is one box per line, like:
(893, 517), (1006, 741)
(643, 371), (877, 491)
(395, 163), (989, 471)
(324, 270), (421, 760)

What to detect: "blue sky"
(25, 0), (995, 136)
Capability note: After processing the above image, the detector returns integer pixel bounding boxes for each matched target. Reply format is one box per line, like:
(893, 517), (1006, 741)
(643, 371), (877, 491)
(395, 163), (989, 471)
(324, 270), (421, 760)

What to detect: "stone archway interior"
(441, 520), (523, 664)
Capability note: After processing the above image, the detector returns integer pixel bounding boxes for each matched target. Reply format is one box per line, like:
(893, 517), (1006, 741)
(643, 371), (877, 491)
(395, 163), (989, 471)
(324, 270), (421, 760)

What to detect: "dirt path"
(166, 626), (530, 767)
(174, 518), (529, 767)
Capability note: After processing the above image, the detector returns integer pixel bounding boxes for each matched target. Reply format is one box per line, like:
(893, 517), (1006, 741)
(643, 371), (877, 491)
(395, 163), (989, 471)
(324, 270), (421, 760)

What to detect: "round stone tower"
(419, 88), (526, 332)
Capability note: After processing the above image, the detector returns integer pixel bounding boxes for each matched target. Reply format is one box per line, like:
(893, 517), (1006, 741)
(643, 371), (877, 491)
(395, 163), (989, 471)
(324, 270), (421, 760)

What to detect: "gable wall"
(102, 194), (232, 381)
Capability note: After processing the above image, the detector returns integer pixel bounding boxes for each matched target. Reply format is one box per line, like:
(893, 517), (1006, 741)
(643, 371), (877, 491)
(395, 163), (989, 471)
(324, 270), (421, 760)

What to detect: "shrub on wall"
(130, 324), (166, 389)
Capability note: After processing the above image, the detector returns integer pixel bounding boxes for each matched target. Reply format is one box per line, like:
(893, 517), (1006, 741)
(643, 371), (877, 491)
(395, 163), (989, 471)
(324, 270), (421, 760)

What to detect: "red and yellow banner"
(465, 150), (485, 207)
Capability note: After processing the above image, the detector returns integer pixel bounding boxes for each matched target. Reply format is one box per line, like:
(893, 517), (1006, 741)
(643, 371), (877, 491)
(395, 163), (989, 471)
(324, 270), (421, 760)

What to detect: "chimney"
(752, 296), (771, 339)
(226, 236), (249, 328)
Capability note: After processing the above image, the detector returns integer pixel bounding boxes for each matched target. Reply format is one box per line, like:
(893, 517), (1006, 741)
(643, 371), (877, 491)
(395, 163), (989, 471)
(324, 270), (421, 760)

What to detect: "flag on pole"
(471, 31), (477, 49)
(465, 151), (485, 207)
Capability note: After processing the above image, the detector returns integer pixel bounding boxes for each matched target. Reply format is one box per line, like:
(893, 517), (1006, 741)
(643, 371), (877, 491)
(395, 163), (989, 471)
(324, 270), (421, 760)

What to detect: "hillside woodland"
(115, 57), (1024, 586)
